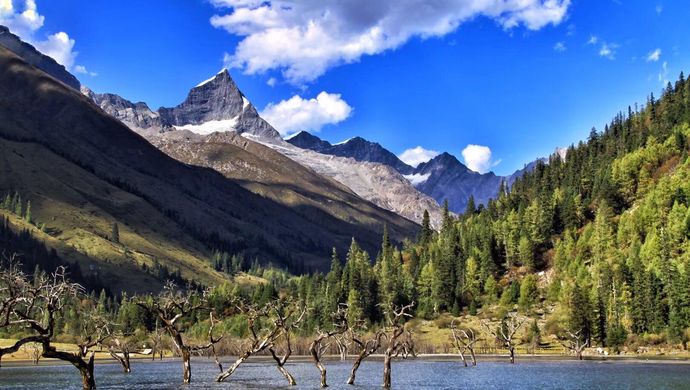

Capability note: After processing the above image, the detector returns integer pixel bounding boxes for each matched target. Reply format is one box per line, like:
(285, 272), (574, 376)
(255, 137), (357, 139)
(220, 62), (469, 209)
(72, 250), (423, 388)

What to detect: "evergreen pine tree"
(112, 222), (120, 243)
(24, 200), (31, 224)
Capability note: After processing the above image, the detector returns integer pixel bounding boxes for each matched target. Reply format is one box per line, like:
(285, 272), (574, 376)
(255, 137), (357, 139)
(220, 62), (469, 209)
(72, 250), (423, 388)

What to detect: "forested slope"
(286, 73), (690, 348)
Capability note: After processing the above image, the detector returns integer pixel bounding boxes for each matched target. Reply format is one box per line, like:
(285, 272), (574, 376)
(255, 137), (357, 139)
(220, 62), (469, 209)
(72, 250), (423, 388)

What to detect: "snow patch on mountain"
(196, 69), (227, 87)
(173, 117), (238, 135)
(256, 139), (444, 228)
(403, 173), (431, 186)
(333, 137), (355, 146)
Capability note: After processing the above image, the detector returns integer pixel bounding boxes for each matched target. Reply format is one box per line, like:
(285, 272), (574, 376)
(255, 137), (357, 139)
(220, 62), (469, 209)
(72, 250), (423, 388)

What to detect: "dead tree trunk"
(309, 305), (349, 387)
(136, 282), (208, 385)
(559, 329), (588, 360)
(109, 348), (131, 373)
(217, 352), (250, 382)
(42, 345), (96, 390)
(450, 321), (480, 367)
(482, 314), (525, 365)
(347, 331), (385, 385)
(270, 346), (297, 385)
(334, 334), (349, 361)
(381, 303), (415, 389)
(310, 333), (330, 387)
(216, 300), (305, 385)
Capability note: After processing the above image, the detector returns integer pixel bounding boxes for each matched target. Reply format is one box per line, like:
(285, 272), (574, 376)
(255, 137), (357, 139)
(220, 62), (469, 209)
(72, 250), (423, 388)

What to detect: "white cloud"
(0, 0), (88, 73)
(566, 23), (575, 36)
(587, 35), (598, 45)
(398, 146), (440, 168)
(0, 0), (43, 37)
(646, 48), (661, 62)
(74, 64), (97, 77)
(210, 0), (571, 84)
(553, 41), (566, 52)
(266, 77), (277, 87)
(260, 91), (352, 136)
(33, 31), (76, 69)
(599, 42), (617, 60)
(658, 61), (669, 85)
(461, 144), (501, 173)
(655, 4), (663, 15)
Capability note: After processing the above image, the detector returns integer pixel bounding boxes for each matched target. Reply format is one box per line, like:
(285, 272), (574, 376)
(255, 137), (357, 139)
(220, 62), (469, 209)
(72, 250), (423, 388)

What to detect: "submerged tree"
(482, 314), (525, 364)
(559, 328), (589, 360)
(0, 256), (108, 389)
(309, 304), (349, 387)
(449, 320), (480, 367)
(216, 298), (305, 385)
(347, 322), (386, 385)
(136, 282), (213, 384)
(381, 302), (416, 388)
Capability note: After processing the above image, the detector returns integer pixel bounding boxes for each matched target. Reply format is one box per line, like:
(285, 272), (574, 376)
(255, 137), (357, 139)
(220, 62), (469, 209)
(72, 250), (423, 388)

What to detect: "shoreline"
(2, 353), (689, 368)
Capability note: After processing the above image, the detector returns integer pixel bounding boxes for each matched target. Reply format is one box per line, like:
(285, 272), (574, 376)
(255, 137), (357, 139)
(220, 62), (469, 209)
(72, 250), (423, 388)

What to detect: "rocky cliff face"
(158, 69), (280, 140)
(81, 87), (168, 133)
(413, 152), (503, 212)
(287, 132), (414, 174)
(0, 25), (80, 90)
(285, 132), (538, 214)
(261, 140), (444, 228)
(82, 68), (281, 140)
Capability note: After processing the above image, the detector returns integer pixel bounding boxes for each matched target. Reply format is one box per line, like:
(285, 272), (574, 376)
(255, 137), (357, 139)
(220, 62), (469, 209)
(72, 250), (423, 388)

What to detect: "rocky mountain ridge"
(0, 25), (81, 90)
(84, 70), (444, 227)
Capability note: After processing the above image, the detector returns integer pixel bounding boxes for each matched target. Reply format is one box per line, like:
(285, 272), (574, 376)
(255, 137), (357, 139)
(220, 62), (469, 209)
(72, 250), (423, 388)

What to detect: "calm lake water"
(1, 358), (690, 389)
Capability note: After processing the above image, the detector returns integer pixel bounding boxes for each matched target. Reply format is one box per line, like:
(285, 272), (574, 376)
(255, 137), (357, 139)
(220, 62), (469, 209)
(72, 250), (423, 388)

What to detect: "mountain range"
(0, 42), (423, 293)
(286, 131), (542, 213)
(0, 25), (552, 292)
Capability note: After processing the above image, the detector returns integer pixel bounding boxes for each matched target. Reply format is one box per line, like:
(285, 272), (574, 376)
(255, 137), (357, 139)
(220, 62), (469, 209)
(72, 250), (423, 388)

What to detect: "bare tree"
(205, 311), (225, 373)
(346, 323), (385, 385)
(309, 304), (349, 387)
(106, 331), (139, 373)
(216, 298), (305, 385)
(41, 310), (112, 389)
(1, 254), (119, 389)
(149, 319), (166, 360)
(136, 282), (209, 384)
(24, 342), (41, 365)
(482, 314), (525, 364)
(449, 320), (480, 367)
(559, 329), (589, 360)
(0, 258), (45, 367)
(268, 300), (306, 385)
(333, 332), (350, 361)
(381, 302), (415, 388)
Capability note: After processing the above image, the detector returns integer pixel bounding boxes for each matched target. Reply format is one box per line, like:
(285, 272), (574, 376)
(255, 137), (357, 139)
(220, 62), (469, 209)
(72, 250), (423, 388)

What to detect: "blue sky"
(2, 0), (688, 175)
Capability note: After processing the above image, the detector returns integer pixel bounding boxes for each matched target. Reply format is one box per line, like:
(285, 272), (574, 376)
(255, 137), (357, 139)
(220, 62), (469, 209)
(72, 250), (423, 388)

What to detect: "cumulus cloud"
(74, 64), (97, 77)
(598, 42), (617, 60)
(461, 144), (501, 173)
(646, 48), (661, 62)
(587, 35), (598, 45)
(0, 0), (87, 72)
(260, 91), (353, 136)
(398, 146), (440, 168)
(553, 41), (566, 52)
(210, 0), (571, 84)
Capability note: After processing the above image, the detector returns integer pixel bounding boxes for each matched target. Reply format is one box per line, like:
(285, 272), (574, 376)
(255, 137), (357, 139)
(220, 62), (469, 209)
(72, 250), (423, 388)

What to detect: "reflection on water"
(1, 358), (690, 389)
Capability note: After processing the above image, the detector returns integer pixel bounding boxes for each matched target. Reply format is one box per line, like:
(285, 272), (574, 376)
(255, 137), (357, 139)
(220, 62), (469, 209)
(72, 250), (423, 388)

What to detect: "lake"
(1, 358), (690, 389)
